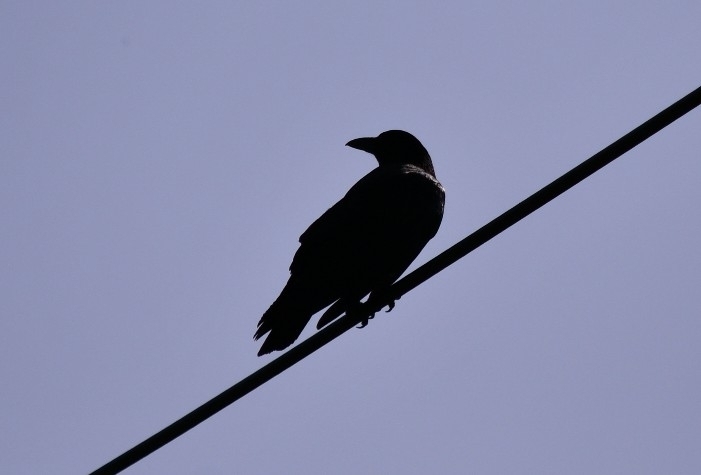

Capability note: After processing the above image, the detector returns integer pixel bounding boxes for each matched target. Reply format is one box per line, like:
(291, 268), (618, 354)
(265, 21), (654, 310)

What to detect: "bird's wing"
(291, 165), (444, 295)
(290, 168), (385, 277)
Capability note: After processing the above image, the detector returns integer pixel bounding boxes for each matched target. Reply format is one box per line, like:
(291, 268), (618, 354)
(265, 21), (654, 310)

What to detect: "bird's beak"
(346, 137), (376, 154)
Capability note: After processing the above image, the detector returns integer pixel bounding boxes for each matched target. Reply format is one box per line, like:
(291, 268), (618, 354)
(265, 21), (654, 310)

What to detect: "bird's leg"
(356, 317), (372, 329)
(354, 288), (399, 329)
(372, 286), (399, 313)
(344, 300), (372, 329)
(348, 297), (382, 329)
(356, 302), (376, 329)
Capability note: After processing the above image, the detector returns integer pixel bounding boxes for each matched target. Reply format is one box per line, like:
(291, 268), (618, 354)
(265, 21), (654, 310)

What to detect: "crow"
(254, 130), (445, 356)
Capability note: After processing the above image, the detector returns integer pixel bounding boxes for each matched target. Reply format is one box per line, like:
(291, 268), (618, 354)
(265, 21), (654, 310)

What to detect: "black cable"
(89, 85), (701, 475)
(392, 85), (701, 299)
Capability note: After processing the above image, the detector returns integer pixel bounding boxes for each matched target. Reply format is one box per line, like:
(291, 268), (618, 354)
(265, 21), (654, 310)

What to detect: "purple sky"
(3, 2), (701, 474)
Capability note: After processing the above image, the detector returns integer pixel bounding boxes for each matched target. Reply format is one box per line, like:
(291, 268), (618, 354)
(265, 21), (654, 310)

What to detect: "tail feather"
(254, 279), (336, 356)
(255, 301), (311, 356)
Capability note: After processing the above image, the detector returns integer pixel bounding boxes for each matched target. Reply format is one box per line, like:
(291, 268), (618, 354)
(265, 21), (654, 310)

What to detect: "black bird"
(254, 130), (445, 356)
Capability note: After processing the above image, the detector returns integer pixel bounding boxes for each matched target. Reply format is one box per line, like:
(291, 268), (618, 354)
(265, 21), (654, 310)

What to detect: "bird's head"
(346, 130), (436, 177)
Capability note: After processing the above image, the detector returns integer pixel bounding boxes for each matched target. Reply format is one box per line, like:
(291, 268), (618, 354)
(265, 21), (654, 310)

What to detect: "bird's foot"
(355, 291), (399, 328)
(356, 312), (375, 329)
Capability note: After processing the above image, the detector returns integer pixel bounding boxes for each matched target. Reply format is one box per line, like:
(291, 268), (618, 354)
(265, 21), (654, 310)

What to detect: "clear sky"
(2, 2), (700, 474)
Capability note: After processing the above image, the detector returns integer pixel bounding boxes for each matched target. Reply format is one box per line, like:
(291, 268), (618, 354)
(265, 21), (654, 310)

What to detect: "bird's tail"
(254, 280), (334, 356)
(254, 302), (310, 356)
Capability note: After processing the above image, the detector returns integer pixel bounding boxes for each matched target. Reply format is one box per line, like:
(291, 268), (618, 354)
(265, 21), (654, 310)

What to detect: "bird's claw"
(356, 294), (399, 328)
(356, 312), (375, 329)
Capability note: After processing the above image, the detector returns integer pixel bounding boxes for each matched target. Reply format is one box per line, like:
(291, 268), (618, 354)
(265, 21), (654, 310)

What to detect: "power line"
(90, 85), (701, 475)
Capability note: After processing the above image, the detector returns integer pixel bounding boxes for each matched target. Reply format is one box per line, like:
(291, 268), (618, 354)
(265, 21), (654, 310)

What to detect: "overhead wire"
(90, 84), (701, 475)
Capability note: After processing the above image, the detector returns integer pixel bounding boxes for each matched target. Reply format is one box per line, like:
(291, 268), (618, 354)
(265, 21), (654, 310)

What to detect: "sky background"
(2, 2), (701, 474)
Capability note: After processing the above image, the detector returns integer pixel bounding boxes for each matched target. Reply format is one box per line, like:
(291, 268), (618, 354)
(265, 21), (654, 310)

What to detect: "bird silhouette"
(254, 130), (445, 356)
